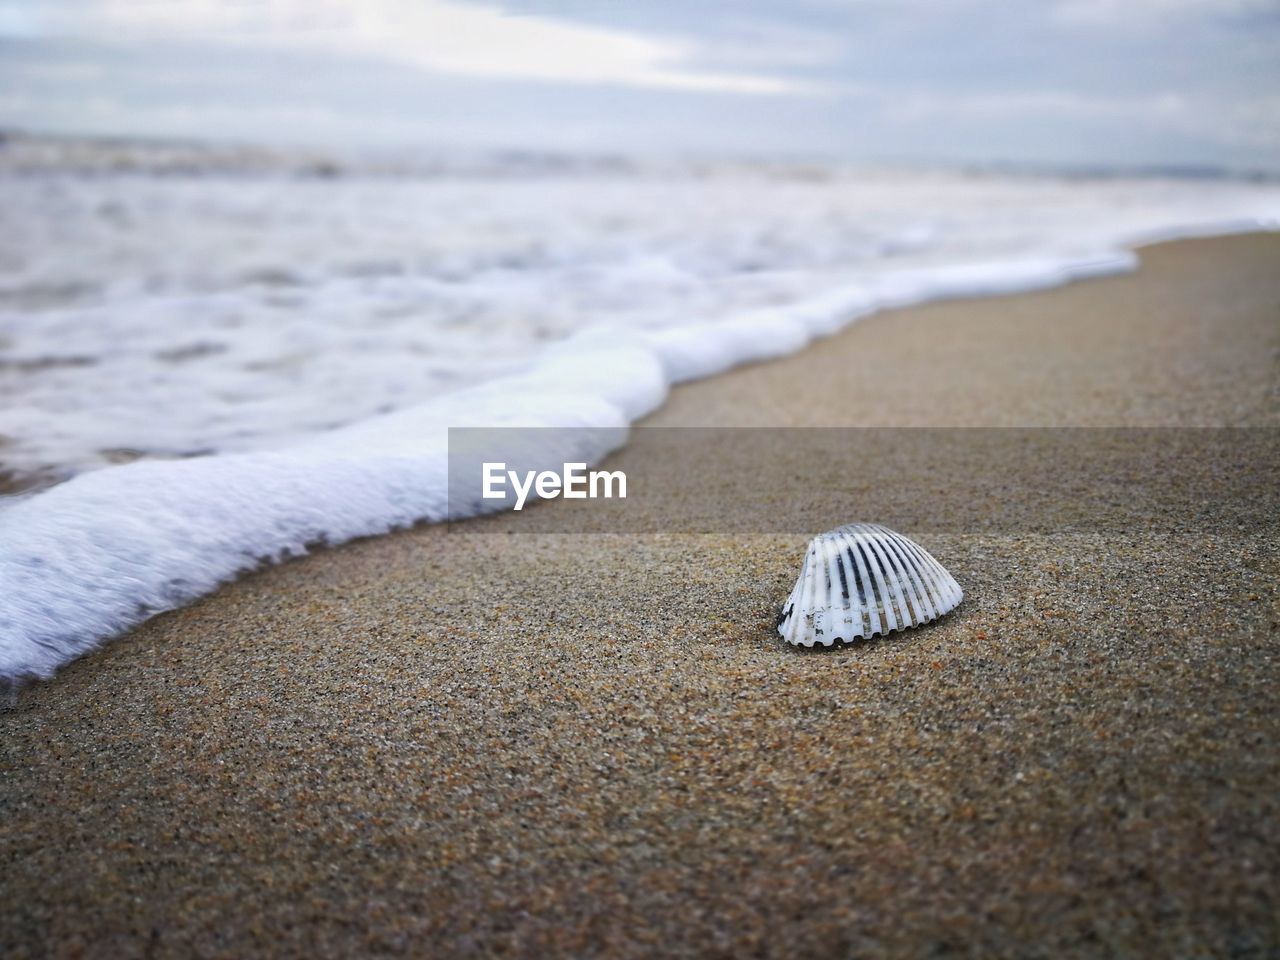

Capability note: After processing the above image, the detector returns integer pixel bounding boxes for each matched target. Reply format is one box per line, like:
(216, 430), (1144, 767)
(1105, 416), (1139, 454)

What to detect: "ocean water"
(2, 147), (1278, 679)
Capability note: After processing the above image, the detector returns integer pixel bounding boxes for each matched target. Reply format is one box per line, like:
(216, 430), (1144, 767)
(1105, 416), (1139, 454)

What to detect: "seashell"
(777, 523), (962, 648)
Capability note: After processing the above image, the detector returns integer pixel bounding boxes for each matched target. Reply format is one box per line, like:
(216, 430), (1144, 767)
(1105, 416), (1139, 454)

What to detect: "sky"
(1, 0), (1278, 170)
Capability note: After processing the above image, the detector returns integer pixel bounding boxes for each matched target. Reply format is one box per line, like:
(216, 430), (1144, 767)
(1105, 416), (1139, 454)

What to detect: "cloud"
(1052, 0), (1279, 28)
(27, 0), (819, 94)
(3, 0), (1276, 169)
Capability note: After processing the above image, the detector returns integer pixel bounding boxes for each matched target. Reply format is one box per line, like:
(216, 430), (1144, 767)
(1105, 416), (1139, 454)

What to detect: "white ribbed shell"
(777, 523), (962, 648)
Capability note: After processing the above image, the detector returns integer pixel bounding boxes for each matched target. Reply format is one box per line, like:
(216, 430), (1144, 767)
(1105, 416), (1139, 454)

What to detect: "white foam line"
(0, 218), (1274, 681)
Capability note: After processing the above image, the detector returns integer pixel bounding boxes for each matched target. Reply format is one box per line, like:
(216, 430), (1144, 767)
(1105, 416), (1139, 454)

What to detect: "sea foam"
(2, 161), (1278, 680)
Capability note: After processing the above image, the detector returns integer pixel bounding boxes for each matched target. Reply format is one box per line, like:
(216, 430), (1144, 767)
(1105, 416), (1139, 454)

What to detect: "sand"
(2, 235), (1278, 958)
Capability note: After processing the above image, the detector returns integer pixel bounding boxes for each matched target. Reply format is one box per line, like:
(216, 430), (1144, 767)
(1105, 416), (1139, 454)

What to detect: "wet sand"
(2, 235), (1278, 958)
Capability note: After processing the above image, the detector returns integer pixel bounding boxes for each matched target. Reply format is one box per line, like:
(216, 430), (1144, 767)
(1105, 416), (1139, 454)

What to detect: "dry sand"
(2, 235), (1279, 958)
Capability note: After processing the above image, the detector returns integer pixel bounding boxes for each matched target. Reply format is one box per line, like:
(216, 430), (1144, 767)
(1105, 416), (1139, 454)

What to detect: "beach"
(2, 234), (1278, 957)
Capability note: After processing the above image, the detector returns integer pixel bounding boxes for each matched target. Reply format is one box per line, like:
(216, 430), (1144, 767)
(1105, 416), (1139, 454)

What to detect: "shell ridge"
(842, 542), (870, 634)
(890, 531), (949, 612)
(818, 537), (839, 646)
(864, 531), (911, 630)
(804, 541), (829, 647)
(823, 535), (844, 646)
(835, 530), (867, 640)
(795, 545), (819, 646)
(829, 547), (856, 642)
(882, 530), (938, 622)
(846, 535), (881, 638)
(781, 545), (812, 646)
(854, 537), (893, 636)
(898, 533), (963, 615)
(922, 541), (962, 609)
(875, 531), (927, 626)
(887, 533), (935, 623)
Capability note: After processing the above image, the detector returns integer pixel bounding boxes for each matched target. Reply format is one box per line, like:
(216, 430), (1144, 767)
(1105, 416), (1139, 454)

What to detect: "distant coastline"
(3, 128), (1278, 182)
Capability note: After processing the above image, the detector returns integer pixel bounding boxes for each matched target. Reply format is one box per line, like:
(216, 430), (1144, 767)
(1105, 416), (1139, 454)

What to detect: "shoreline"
(643, 231), (1280, 428)
(2, 234), (1279, 956)
(3, 229), (1278, 682)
